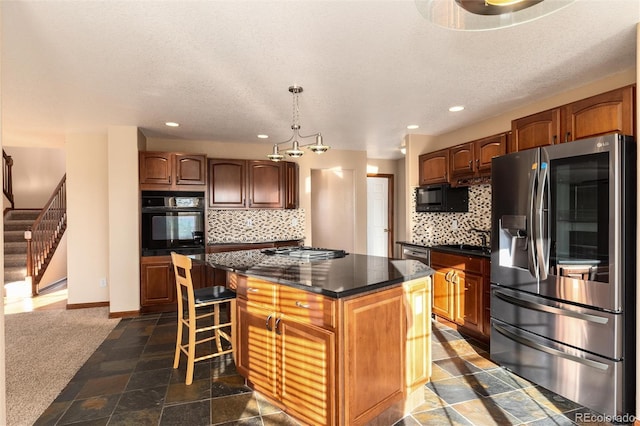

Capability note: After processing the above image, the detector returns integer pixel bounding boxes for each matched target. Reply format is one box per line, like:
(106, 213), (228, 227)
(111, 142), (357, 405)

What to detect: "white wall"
(0, 3), (7, 422)
(2, 146), (65, 208)
(65, 133), (110, 304)
(107, 126), (142, 314)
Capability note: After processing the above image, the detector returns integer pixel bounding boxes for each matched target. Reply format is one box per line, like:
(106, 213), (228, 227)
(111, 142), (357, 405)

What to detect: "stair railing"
(3, 150), (14, 210)
(25, 174), (67, 296)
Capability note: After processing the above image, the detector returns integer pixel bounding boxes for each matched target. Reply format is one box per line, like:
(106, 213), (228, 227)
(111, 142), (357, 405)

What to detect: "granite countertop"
(204, 250), (434, 299)
(397, 241), (490, 259)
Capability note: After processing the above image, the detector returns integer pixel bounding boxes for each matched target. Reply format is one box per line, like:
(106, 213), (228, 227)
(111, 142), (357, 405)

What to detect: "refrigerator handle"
(527, 153), (539, 279)
(536, 151), (550, 280)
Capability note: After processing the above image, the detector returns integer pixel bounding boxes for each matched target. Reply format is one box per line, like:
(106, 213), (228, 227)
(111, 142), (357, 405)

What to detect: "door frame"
(366, 173), (394, 257)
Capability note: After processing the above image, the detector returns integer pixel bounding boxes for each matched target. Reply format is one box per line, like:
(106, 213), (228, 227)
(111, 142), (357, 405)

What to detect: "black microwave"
(415, 184), (468, 212)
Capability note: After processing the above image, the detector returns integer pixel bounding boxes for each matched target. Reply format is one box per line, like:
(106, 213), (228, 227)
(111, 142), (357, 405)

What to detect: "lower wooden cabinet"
(139, 255), (207, 313)
(430, 250), (489, 341)
(234, 275), (431, 426)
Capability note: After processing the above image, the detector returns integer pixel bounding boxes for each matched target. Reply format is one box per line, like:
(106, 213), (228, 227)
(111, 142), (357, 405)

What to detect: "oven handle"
(493, 289), (609, 325)
(492, 321), (609, 371)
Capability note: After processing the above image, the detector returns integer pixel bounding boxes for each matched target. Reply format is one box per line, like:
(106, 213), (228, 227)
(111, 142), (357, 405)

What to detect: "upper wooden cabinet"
(418, 149), (449, 186)
(450, 133), (507, 184)
(139, 152), (207, 191)
(561, 85), (635, 142)
(511, 85), (635, 152)
(208, 159), (299, 209)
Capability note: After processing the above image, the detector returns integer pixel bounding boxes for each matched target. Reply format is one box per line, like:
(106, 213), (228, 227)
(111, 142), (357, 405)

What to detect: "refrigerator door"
(538, 134), (630, 312)
(491, 148), (540, 292)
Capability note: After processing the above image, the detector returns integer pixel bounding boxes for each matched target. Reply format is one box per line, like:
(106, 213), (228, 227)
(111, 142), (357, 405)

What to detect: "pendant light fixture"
(415, 0), (575, 31)
(267, 85), (329, 162)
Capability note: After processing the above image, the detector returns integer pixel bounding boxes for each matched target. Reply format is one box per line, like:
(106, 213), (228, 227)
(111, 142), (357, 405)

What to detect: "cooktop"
(261, 246), (348, 260)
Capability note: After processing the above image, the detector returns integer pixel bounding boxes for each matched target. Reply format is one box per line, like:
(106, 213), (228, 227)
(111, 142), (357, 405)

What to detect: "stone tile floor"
(34, 312), (619, 425)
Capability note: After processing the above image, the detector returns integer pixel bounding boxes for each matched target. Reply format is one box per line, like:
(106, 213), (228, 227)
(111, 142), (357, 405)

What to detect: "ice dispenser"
(498, 215), (528, 269)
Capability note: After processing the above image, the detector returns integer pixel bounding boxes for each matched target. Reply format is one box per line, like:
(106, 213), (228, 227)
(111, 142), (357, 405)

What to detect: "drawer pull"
(295, 301), (310, 309)
(248, 288), (259, 293)
(275, 317), (282, 335)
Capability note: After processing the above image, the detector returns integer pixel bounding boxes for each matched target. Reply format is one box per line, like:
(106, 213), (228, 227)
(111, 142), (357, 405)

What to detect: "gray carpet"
(4, 307), (120, 426)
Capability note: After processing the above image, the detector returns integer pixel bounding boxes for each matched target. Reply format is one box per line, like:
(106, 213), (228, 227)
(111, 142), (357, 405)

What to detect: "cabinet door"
(235, 299), (278, 399)
(474, 133), (507, 174)
(418, 149), (449, 185)
(431, 265), (454, 321)
(510, 108), (561, 152)
(175, 154), (206, 186)
(449, 142), (474, 178)
(208, 159), (246, 208)
(404, 277), (431, 393)
(562, 85), (635, 142)
(279, 319), (335, 426)
(284, 162), (299, 209)
(343, 286), (404, 425)
(139, 152), (173, 186)
(453, 271), (483, 334)
(247, 160), (284, 208)
(140, 257), (175, 306)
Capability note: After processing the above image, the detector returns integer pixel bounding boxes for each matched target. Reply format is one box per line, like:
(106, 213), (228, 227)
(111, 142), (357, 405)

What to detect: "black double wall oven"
(141, 191), (205, 256)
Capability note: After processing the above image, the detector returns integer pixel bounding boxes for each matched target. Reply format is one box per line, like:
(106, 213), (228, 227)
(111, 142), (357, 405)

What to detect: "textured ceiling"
(2, 0), (639, 159)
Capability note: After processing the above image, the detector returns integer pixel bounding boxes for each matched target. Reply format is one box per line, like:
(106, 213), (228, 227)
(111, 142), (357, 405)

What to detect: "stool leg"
(214, 304), (223, 352)
(186, 313), (196, 385)
(174, 313), (183, 369)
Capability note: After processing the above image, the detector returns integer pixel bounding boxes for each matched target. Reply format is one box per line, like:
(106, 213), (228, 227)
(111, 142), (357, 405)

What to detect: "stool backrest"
(171, 251), (195, 314)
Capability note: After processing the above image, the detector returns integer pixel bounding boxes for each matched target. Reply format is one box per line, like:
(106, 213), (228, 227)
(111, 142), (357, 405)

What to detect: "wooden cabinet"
(418, 149), (449, 185)
(235, 275), (431, 426)
(449, 133), (507, 185)
(208, 159), (298, 209)
(511, 85), (635, 152)
(430, 250), (488, 340)
(139, 152), (207, 191)
(561, 85), (635, 142)
(140, 255), (207, 313)
(235, 277), (335, 426)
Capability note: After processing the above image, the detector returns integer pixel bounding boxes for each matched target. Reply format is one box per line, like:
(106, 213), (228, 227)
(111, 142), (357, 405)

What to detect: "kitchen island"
(205, 249), (434, 426)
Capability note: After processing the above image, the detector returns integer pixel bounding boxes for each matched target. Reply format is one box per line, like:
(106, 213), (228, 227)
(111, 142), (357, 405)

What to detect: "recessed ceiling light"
(407, 125), (419, 130)
(449, 106), (465, 112)
(257, 134), (269, 139)
(165, 122), (180, 127)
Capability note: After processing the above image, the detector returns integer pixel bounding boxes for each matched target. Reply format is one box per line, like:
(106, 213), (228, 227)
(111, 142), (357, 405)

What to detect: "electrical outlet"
(99, 278), (107, 288)
(291, 218), (298, 227)
(246, 219), (253, 227)
(451, 219), (458, 230)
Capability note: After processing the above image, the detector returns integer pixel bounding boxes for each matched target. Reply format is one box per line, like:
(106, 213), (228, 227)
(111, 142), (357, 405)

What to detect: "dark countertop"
(204, 250), (434, 299)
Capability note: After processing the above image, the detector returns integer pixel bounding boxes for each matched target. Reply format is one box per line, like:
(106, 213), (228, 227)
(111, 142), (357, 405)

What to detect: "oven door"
(141, 209), (204, 255)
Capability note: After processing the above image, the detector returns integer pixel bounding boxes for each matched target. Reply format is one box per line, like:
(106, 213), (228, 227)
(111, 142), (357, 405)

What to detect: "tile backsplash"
(207, 209), (305, 244)
(411, 184), (491, 247)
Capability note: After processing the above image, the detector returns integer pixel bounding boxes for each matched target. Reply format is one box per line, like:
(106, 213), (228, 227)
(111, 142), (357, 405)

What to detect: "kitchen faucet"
(470, 228), (491, 248)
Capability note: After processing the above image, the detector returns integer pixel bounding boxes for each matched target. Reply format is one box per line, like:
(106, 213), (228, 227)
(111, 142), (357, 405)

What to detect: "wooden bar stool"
(171, 252), (236, 385)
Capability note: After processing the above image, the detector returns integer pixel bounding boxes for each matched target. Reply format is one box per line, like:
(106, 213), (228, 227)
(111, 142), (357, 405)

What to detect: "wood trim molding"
(66, 301), (109, 310)
(108, 310), (140, 319)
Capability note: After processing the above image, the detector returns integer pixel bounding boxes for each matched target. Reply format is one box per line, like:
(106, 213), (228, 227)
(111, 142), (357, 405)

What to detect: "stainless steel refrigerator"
(490, 133), (636, 418)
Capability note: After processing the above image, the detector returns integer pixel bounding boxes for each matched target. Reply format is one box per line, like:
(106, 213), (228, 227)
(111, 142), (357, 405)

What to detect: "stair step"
(5, 253), (26, 268)
(4, 230), (26, 243)
(4, 266), (26, 283)
(4, 241), (27, 254)
(4, 220), (34, 232)
(6, 210), (40, 221)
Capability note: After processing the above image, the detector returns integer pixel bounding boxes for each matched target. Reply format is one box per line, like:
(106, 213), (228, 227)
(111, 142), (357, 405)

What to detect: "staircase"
(4, 209), (39, 284)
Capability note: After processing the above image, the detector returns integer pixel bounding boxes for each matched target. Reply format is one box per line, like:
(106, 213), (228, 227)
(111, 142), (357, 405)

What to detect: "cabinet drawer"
(430, 251), (483, 274)
(278, 286), (336, 329)
(236, 277), (277, 307)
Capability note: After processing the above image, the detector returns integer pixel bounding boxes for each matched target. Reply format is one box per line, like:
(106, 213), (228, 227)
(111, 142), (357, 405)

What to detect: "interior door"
(366, 176), (391, 257)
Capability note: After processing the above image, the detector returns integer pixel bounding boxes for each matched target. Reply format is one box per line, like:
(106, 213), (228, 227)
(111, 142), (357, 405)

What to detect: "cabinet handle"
(552, 135), (557, 145)
(476, 159), (479, 167)
(275, 317), (282, 335)
(295, 301), (310, 309)
(468, 160), (472, 170)
(266, 314), (273, 331)
(248, 287), (259, 293)
(168, 176), (172, 183)
(565, 132), (571, 143)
